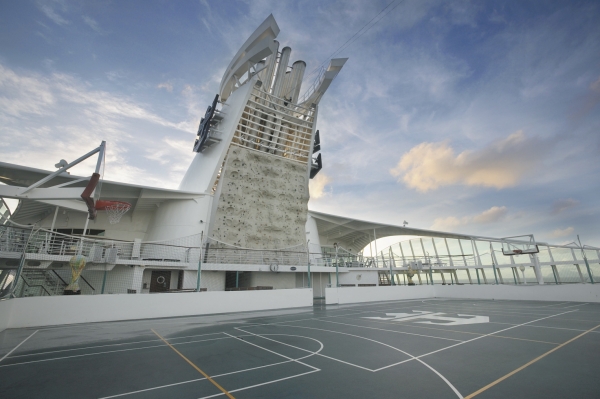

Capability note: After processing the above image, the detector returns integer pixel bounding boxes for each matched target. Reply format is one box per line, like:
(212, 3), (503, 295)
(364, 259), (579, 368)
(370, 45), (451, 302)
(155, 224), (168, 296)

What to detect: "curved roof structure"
(309, 210), (473, 251)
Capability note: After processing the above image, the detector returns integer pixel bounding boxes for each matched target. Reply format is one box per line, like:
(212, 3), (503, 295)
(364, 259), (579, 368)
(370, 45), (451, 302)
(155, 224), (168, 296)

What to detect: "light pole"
(334, 242), (339, 287)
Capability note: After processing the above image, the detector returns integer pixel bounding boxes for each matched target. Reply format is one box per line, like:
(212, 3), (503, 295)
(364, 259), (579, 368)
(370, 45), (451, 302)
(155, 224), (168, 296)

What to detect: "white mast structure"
(144, 15), (347, 250)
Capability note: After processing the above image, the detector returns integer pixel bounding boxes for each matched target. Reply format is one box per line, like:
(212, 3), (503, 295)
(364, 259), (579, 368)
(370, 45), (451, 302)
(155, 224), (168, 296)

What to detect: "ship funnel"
(272, 46), (291, 98)
(287, 60), (306, 104)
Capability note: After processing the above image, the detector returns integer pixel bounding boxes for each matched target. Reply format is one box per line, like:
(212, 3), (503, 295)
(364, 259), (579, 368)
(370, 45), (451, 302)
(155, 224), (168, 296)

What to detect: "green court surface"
(1, 298), (599, 398)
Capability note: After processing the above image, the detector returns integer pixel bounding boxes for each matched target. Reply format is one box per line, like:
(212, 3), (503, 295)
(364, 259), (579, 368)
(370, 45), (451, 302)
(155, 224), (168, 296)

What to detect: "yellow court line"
(464, 323), (600, 399)
(151, 329), (235, 399)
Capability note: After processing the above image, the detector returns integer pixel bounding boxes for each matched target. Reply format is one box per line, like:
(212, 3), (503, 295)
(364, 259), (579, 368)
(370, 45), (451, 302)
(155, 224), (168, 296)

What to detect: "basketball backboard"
(501, 235), (539, 256)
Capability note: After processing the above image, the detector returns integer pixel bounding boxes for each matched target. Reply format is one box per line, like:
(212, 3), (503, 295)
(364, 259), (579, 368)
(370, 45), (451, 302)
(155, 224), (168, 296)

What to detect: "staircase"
(378, 272), (392, 286)
(18, 270), (67, 297)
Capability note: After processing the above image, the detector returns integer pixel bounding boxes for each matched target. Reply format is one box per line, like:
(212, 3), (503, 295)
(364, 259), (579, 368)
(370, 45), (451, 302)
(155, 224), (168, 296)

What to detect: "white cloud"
(0, 63), (191, 188)
(82, 15), (103, 34)
(472, 206), (508, 223)
(550, 227), (574, 238)
(431, 206), (507, 230)
(390, 131), (547, 192)
(551, 198), (579, 214)
(0, 64), (55, 117)
(38, 0), (69, 26)
(158, 82), (173, 92)
(430, 216), (463, 231)
(309, 173), (331, 199)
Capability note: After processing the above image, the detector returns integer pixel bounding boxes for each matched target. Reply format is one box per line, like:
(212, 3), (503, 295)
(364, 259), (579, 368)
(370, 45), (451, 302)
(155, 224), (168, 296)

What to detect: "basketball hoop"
(95, 200), (131, 224)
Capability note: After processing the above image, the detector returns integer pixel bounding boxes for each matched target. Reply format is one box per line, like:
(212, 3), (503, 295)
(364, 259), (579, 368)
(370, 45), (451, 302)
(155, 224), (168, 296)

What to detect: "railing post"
(578, 235), (595, 284)
(196, 232), (204, 292)
(307, 240), (311, 289)
(490, 243), (499, 285)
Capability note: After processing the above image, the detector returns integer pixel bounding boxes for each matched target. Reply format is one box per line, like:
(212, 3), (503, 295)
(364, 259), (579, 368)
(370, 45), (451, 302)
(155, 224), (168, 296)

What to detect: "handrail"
(79, 275), (95, 292)
(51, 270), (68, 285)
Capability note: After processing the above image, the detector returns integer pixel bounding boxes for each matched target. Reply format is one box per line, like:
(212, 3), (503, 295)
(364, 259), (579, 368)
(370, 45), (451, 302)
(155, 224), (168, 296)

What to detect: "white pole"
(373, 229), (379, 268)
(50, 206), (59, 231)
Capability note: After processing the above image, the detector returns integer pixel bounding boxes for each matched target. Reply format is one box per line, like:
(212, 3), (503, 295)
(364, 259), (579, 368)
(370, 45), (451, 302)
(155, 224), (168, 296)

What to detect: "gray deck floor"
(1, 298), (599, 398)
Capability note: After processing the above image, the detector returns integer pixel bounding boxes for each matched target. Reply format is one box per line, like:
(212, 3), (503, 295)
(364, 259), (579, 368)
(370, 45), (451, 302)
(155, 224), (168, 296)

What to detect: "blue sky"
(1, 0), (599, 247)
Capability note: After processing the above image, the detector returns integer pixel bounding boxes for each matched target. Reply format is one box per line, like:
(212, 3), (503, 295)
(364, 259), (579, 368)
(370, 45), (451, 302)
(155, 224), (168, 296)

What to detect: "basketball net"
(105, 202), (131, 224)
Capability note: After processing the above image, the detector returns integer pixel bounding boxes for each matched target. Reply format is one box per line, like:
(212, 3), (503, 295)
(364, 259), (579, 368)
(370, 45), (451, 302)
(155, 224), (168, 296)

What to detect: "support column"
(531, 254), (545, 285)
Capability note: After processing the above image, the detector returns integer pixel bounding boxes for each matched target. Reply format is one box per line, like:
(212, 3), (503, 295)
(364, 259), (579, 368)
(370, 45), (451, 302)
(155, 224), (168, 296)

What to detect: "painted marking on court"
(151, 329), (235, 399)
(8, 331), (225, 359)
(224, 332), (320, 371)
(490, 321), (600, 334)
(373, 309), (578, 372)
(364, 311), (489, 325)
(336, 320), (560, 345)
(464, 323), (600, 398)
(99, 336), (322, 399)
(0, 330), (38, 363)
(0, 336), (235, 368)
(198, 370), (320, 399)
(247, 325), (464, 398)
(353, 317), (560, 345)
(317, 318), (465, 342)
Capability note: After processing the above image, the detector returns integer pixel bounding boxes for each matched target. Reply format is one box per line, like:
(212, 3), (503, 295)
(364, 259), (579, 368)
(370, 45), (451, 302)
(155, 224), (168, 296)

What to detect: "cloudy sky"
(1, 0), (599, 247)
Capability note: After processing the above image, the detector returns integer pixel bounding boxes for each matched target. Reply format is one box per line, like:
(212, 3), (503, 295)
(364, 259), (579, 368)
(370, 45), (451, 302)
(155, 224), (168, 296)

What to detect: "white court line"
(98, 378), (206, 399)
(241, 326), (463, 398)
(316, 318), (465, 342)
(373, 309), (578, 372)
(412, 301), (578, 313)
(412, 305), (600, 323)
(0, 330), (38, 363)
(537, 302), (570, 308)
(197, 370), (320, 399)
(240, 330), (372, 372)
(411, 304), (578, 318)
(0, 336), (235, 368)
(420, 300), (593, 313)
(558, 302), (589, 309)
(98, 338), (321, 399)
(241, 302), (440, 329)
(224, 332), (319, 371)
(489, 321), (600, 334)
(9, 331), (226, 359)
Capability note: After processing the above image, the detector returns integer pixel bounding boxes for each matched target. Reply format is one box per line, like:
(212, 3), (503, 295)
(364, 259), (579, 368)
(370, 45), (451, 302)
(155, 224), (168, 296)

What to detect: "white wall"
(3, 288), (313, 329)
(435, 284), (600, 302)
(326, 285), (434, 304)
(0, 299), (12, 332)
(250, 272), (295, 289)
(337, 270), (378, 286)
(325, 284), (600, 305)
(201, 271), (225, 291)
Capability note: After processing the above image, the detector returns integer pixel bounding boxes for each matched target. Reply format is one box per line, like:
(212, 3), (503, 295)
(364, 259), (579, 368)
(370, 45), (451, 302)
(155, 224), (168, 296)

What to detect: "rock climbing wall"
(210, 146), (309, 249)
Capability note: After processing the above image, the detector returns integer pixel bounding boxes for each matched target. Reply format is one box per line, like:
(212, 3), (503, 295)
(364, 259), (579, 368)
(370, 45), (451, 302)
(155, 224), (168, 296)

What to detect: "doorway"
(150, 270), (171, 293)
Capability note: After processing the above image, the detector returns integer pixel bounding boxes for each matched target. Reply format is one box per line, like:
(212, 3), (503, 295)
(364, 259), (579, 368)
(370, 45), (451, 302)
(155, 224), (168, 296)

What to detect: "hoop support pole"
(21, 143), (103, 195)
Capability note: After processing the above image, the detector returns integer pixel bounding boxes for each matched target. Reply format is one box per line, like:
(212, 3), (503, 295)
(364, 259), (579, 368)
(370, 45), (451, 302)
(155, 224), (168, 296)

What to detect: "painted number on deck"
(363, 310), (489, 326)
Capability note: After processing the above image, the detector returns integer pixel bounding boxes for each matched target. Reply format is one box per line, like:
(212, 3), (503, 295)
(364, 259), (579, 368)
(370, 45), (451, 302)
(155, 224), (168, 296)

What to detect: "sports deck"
(1, 299), (599, 398)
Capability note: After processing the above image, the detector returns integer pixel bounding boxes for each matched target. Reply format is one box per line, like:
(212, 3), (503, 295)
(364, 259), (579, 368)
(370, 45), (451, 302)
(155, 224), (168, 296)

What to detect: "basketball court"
(1, 298), (599, 398)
